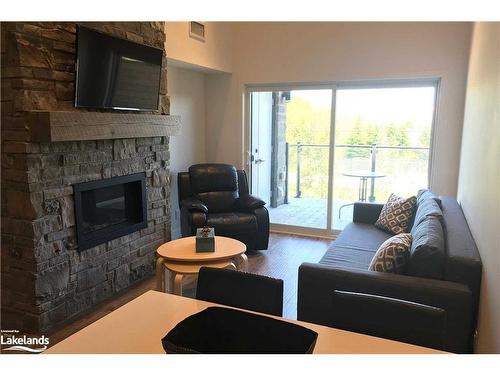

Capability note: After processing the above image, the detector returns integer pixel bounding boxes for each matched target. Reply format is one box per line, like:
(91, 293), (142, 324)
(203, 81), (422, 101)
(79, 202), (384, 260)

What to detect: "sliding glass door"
(248, 80), (438, 236)
(331, 85), (437, 230)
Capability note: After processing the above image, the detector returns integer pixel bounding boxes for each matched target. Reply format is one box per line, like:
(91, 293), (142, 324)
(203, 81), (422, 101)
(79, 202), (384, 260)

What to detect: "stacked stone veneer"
(1, 22), (171, 333)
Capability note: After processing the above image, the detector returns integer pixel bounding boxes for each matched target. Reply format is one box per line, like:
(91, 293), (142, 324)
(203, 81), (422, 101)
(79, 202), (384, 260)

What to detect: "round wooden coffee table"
(155, 236), (247, 295)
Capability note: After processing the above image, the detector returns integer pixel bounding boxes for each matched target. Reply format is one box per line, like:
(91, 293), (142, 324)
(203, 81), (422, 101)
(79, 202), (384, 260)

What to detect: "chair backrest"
(196, 267), (284, 317)
(331, 290), (447, 351)
(188, 164), (239, 213)
(178, 164), (251, 212)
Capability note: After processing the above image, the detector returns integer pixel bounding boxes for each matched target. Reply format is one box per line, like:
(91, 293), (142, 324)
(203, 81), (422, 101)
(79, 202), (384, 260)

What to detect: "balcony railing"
(285, 143), (430, 203)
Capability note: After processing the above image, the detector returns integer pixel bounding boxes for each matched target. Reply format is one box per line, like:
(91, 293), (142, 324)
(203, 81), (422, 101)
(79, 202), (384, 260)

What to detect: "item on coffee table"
(196, 227), (215, 252)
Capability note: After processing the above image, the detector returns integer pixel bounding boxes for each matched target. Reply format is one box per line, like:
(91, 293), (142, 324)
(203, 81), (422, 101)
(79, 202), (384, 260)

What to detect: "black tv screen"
(75, 26), (163, 111)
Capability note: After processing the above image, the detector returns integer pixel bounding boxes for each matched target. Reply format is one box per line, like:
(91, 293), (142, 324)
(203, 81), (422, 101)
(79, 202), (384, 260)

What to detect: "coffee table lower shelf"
(159, 259), (239, 295)
(155, 236), (248, 296)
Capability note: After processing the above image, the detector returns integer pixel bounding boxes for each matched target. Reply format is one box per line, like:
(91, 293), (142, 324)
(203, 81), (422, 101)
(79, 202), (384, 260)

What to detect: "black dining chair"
(196, 267), (284, 317)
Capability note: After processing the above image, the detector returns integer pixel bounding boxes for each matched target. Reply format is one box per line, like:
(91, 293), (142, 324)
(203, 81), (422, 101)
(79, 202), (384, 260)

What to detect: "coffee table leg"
(165, 268), (174, 293)
(237, 253), (248, 272)
(156, 257), (165, 292)
(173, 273), (184, 296)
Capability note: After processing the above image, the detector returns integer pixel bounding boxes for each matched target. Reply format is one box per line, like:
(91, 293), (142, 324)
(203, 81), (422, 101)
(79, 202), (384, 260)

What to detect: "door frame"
(244, 77), (441, 238)
(249, 91), (273, 206)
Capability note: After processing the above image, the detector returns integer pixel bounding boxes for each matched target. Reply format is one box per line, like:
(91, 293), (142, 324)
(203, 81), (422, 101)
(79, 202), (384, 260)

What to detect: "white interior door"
(250, 92), (272, 205)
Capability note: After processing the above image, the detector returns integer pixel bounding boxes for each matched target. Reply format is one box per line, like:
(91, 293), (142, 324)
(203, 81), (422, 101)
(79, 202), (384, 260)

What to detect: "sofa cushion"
(369, 233), (412, 274)
(417, 189), (442, 208)
(375, 193), (417, 234)
(408, 216), (445, 279)
(413, 196), (444, 228)
(320, 223), (392, 270)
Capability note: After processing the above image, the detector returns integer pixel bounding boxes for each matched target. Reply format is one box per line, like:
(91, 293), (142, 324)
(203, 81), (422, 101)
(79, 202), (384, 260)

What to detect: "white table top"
(156, 236), (246, 262)
(44, 290), (446, 354)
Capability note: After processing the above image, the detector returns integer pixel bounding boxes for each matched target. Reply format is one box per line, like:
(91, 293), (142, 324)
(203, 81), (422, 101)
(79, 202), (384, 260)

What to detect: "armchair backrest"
(178, 164), (248, 213)
(178, 168), (249, 208)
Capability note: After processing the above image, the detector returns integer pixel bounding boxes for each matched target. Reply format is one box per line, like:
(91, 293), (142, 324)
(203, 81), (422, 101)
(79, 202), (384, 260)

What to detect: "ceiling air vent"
(189, 22), (205, 42)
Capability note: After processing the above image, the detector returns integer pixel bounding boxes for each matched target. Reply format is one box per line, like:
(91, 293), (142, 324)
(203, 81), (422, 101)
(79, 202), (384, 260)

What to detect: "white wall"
(457, 22), (500, 353)
(165, 22), (233, 73)
(205, 22), (472, 196)
(168, 65), (207, 238)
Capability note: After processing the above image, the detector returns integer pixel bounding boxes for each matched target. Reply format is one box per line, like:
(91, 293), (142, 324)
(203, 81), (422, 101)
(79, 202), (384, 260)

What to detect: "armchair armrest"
(180, 197), (208, 213)
(236, 194), (266, 212)
(353, 202), (384, 224)
(298, 263), (473, 353)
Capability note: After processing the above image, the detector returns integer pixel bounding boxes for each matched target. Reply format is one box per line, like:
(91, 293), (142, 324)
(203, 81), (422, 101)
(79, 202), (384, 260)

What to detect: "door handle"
(254, 158), (265, 164)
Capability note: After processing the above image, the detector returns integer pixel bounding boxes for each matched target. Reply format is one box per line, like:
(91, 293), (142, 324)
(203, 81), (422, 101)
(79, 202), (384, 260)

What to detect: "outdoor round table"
(155, 236), (247, 296)
(338, 171), (386, 218)
(342, 170), (386, 202)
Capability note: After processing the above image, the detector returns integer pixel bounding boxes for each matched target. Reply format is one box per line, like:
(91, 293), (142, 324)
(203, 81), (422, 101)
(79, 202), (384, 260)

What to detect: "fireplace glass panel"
(74, 173), (147, 251)
(82, 184), (130, 234)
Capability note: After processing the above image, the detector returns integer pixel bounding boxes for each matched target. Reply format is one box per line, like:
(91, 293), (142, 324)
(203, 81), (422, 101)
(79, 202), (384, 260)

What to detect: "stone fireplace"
(1, 22), (178, 333)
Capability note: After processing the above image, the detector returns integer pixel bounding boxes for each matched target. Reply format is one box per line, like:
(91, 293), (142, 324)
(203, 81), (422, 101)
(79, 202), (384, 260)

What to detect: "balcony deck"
(267, 197), (354, 231)
(265, 144), (429, 232)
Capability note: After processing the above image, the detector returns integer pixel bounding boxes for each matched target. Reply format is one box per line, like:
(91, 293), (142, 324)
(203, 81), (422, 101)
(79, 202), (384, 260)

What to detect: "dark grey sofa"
(298, 196), (482, 353)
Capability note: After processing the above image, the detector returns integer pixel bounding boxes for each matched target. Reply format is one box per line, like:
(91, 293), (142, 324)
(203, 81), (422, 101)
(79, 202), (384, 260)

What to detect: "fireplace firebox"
(74, 173), (148, 251)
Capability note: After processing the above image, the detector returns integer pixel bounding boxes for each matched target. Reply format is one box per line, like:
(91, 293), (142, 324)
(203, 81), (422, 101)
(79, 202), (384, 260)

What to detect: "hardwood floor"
(246, 233), (333, 318)
(48, 233), (333, 348)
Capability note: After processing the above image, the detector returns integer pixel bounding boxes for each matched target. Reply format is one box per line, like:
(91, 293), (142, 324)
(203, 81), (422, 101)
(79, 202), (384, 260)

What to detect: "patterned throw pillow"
(375, 193), (417, 234)
(369, 233), (412, 273)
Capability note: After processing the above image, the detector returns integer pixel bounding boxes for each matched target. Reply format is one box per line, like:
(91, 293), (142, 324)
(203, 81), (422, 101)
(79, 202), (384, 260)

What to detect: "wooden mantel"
(28, 111), (181, 142)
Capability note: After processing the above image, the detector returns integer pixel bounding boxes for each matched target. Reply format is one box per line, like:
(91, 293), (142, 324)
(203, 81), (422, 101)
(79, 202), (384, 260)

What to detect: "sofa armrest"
(352, 202), (384, 224)
(236, 194), (265, 212)
(331, 290), (447, 350)
(298, 263), (473, 353)
(180, 197), (208, 213)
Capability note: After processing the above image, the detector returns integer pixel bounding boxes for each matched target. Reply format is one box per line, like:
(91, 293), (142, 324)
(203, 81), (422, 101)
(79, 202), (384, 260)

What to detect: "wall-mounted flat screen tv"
(75, 26), (163, 111)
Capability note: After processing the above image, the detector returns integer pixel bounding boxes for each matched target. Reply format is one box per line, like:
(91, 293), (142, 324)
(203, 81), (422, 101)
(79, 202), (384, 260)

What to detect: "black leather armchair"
(178, 163), (270, 251)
